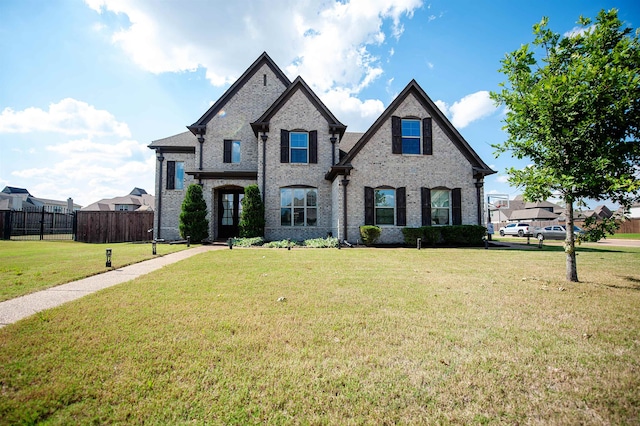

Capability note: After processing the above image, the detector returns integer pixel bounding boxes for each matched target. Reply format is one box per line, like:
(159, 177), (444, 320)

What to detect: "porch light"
(106, 248), (112, 267)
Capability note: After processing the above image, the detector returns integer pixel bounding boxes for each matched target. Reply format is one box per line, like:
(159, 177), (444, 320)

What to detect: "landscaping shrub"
(402, 225), (485, 247)
(359, 225), (381, 246)
(264, 239), (299, 248)
(179, 184), (209, 242)
(303, 237), (339, 248)
(239, 185), (265, 237)
(231, 237), (264, 247)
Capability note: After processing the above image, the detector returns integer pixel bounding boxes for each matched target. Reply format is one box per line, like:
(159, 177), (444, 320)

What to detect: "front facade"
(149, 52), (495, 244)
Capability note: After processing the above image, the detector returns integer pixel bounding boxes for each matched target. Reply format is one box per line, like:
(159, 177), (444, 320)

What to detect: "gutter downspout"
(330, 134), (337, 165)
(156, 150), (164, 240)
(197, 132), (205, 185)
(475, 177), (484, 226)
(261, 132), (268, 202)
(341, 176), (349, 241)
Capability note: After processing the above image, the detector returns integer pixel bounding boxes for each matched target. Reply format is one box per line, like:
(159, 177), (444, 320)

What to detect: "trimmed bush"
(303, 237), (339, 248)
(231, 237), (264, 247)
(179, 184), (209, 242)
(359, 225), (381, 246)
(239, 185), (265, 238)
(402, 225), (485, 247)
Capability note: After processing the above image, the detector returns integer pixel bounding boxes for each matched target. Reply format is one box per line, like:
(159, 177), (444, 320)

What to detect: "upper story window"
(224, 140), (241, 163)
(290, 132), (309, 163)
(392, 116), (432, 155)
(401, 119), (421, 154)
(280, 130), (318, 164)
(166, 161), (184, 190)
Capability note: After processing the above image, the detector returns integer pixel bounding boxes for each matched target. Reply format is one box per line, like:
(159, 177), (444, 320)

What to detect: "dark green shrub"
(422, 227), (442, 246)
(359, 225), (381, 246)
(239, 185), (265, 237)
(401, 228), (423, 246)
(179, 184), (209, 242)
(402, 225), (485, 247)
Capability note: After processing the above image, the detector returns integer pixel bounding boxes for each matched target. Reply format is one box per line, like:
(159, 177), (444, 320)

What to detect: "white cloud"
(84, 0), (423, 127)
(436, 91), (496, 128)
(496, 175), (510, 183)
(12, 138), (154, 206)
(0, 98), (130, 137)
(564, 24), (594, 38)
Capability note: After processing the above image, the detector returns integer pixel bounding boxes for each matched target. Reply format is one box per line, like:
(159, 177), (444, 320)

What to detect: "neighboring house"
(0, 186), (80, 211)
(82, 188), (154, 212)
(628, 203), (640, 219)
(148, 52), (495, 243)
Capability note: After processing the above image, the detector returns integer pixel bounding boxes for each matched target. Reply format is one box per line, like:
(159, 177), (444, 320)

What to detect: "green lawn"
(0, 241), (189, 302)
(607, 233), (640, 240)
(1, 246), (639, 424)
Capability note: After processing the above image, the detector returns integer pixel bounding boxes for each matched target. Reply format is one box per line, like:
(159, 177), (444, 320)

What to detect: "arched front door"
(218, 189), (244, 239)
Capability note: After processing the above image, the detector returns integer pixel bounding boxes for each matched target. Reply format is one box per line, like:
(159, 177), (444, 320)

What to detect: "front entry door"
(218, 190), (244, 239)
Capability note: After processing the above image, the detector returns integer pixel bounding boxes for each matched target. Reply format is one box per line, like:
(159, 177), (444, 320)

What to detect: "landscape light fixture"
(106, 248), (112, 268)
(152, 240), (157, 255)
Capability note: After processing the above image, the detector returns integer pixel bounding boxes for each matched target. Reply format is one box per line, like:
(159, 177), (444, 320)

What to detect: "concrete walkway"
(0, 244), (225, 328)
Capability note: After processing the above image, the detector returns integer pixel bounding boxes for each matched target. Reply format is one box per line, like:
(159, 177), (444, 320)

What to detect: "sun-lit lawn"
(0, 241), (189, 301)
(1, 246), (639, 424)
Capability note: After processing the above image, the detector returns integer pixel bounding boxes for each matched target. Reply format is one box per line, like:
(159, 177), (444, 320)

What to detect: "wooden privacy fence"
(75, 211), (154, 243)
(617, 218), (640, 234)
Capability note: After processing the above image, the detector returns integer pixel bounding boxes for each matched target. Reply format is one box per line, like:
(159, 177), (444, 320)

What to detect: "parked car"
(534, 225), (585, 240)
(499, 223), (534, 237)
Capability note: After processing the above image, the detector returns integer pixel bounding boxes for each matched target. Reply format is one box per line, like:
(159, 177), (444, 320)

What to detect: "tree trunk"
(565, 200), (578, 282)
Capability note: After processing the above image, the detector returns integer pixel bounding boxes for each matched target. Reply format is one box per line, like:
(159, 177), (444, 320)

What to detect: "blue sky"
(1, 0), (638, 207)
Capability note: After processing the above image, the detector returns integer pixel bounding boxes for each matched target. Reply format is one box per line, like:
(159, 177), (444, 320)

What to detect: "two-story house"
(149, 52), (495, 244)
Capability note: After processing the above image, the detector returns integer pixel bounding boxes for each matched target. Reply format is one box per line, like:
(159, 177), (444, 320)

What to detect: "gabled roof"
(330, 80), (494, 179)
(188, 52), (291, 135)
(1, 186), (30, 195)
(509, 208), (560, 221)
(251, 76), (346, 138)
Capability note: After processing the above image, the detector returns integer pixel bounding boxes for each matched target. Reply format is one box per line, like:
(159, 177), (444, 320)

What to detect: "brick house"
(148, 52), (495, 244)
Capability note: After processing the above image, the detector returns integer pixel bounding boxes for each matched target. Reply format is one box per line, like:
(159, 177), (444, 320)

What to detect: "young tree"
(179, 184), (209, 242)
(491, 9), (640, 282)
(238, 184), (265, 238)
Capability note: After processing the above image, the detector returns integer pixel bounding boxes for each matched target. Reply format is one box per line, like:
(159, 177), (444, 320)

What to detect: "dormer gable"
(187, 52), (291, 135)
(326, 80), (494, 181)
(251, 76), (346, 138)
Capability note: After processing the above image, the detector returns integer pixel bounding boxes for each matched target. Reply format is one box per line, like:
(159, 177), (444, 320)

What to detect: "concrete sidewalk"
(0, 244), (225, 328)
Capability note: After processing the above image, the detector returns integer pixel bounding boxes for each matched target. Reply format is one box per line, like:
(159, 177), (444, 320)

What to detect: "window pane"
(294, 208), (305, 226)
(281, 208), (291, 226)
(432, 208), (450, 225)
(280, 189), (292, 207)
(307, 208), (317, 226)
(238, 194), (244, 217)
(290, 148), (308, 163)
(431, 190), (450, 208)
(232, 141), (241, 163)
(376, 208), (394, 225)
(402, 119), (421, 137)
(402, 138), (420, 154)
(293, 189), (305, 206)
(375, 189), (395, 208)
(307, 190), (317, 206)
(290, 133), (308, 148)
(175, 162), (184, 190)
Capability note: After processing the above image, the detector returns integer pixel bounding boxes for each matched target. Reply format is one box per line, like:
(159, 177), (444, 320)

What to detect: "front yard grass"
(1, 246), (639, 424)
(0, 241), (189, 302)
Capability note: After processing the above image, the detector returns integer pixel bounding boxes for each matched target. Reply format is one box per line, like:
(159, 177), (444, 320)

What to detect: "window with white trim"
(401, 119), (421, 154)
(431, 189), (451, 225)
(280, 188), (317, 226)
(290, 132), (309, 163)
(375, 188), (395, 225)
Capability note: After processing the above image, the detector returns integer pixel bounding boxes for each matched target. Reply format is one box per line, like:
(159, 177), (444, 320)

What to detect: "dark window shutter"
(280, 129), (290, 163)
(166, 161), (175, 190)
(223, 139), (232, 163)
(391, 116), (402, 154)
(309, 130), (318, 163)
(452, 188), (462, 225)
(421, 187), (431, 226)
(422, 117), (432, 155)
(396, 187), (406, 226)
(364, 186), (374, 226)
